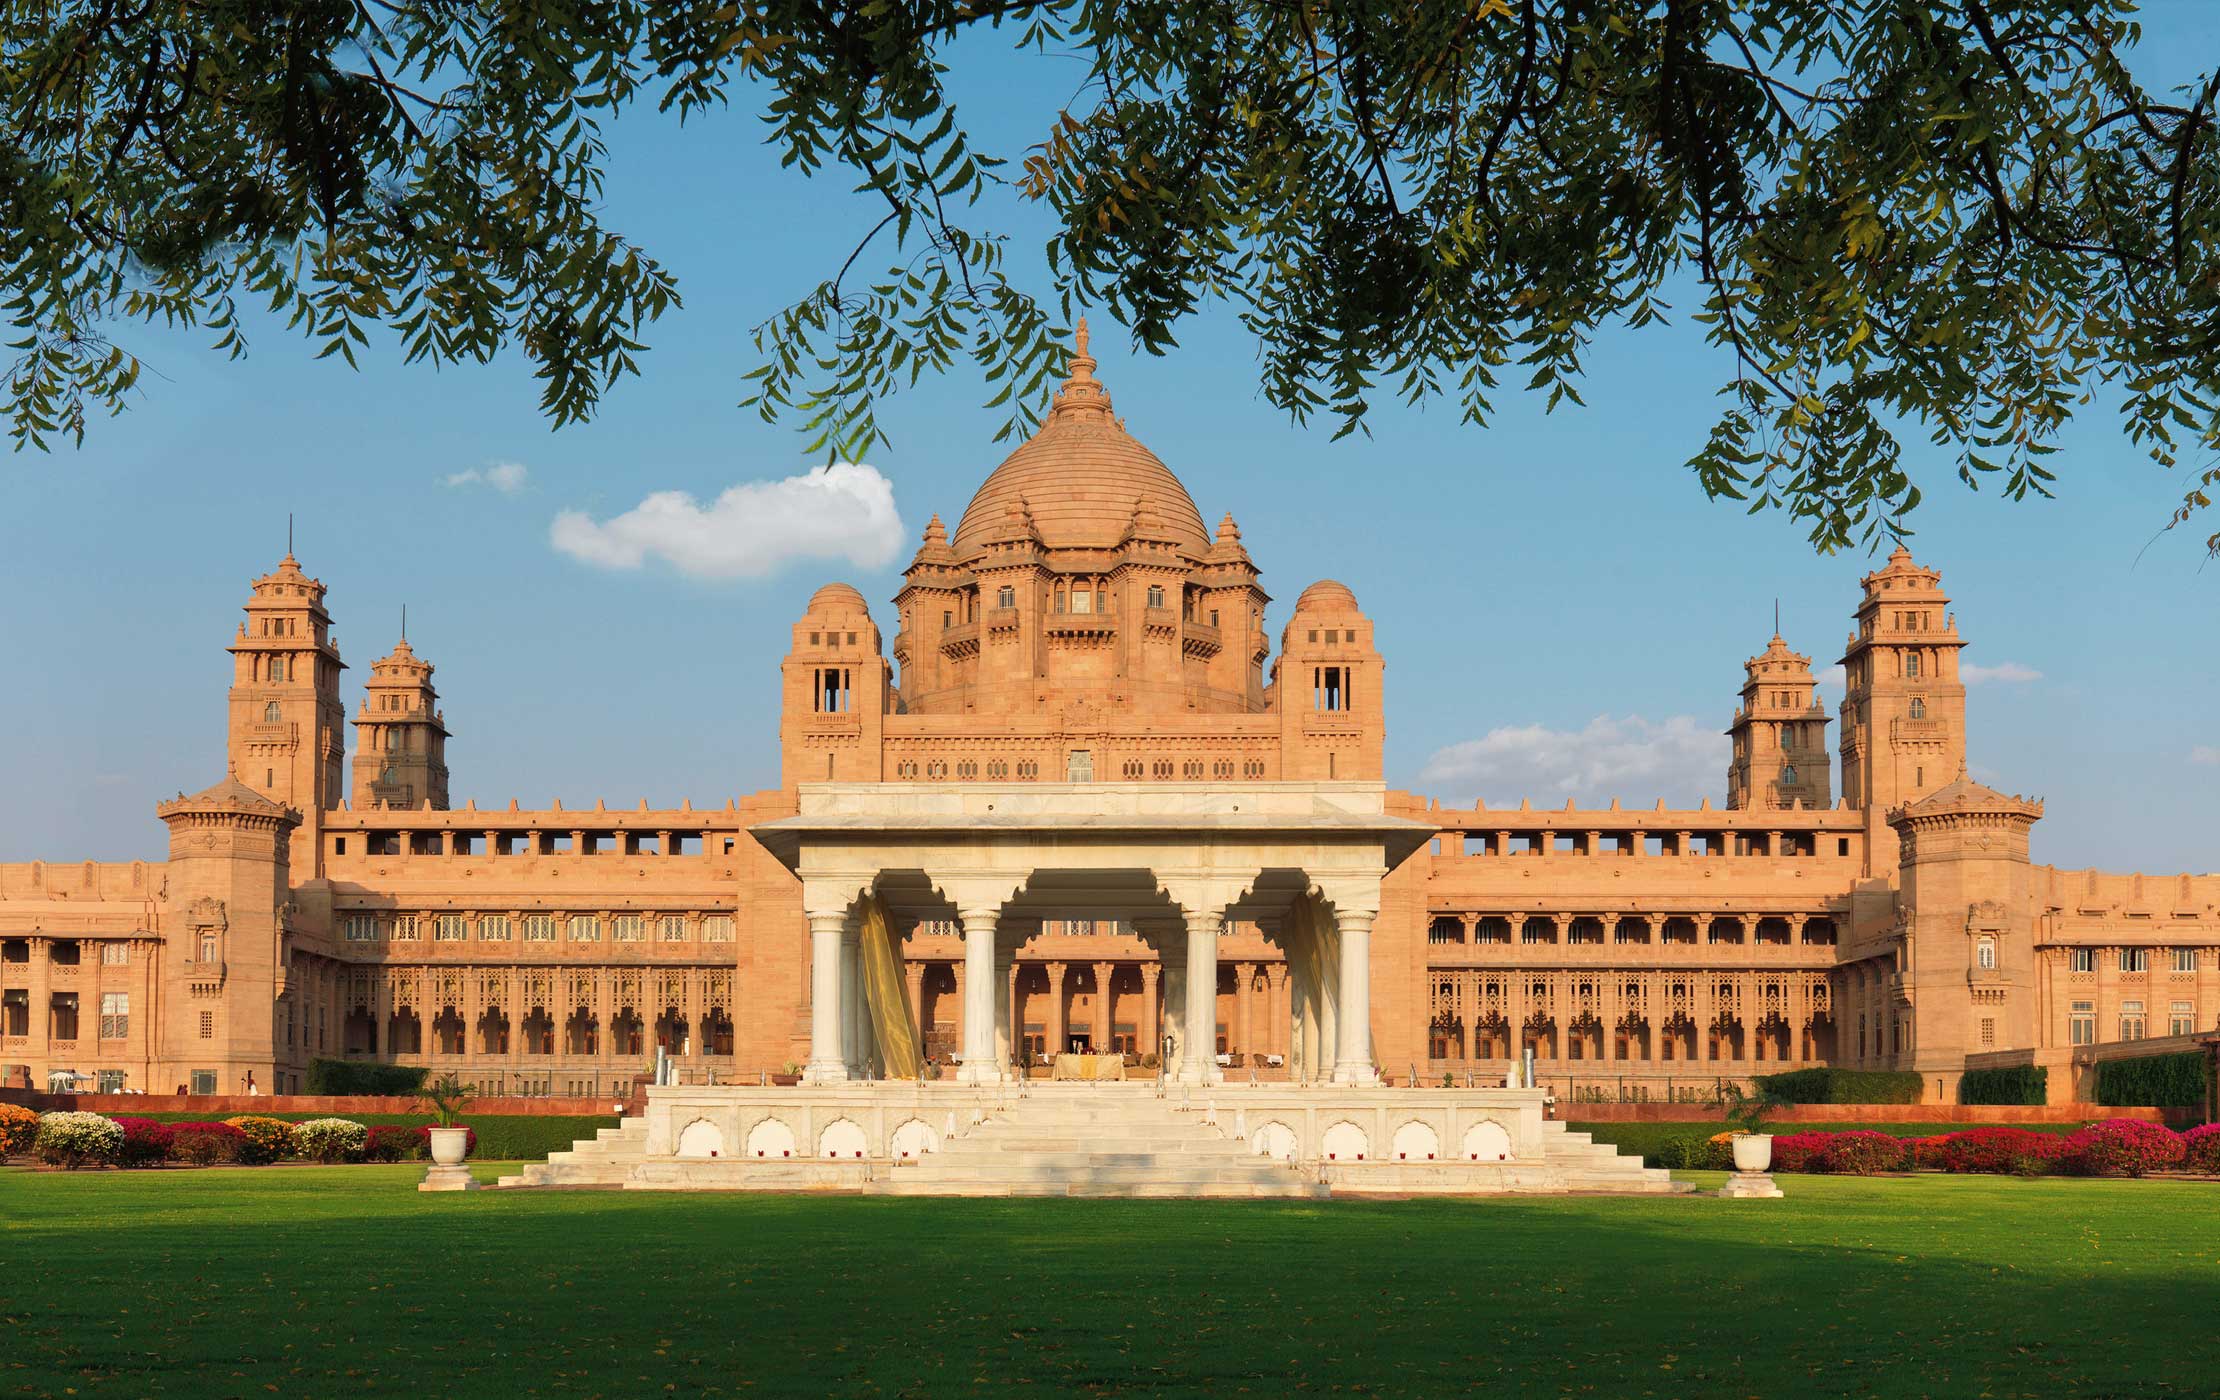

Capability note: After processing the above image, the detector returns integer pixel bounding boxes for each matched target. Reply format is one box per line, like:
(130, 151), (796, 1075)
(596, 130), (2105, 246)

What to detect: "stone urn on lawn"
(1716, 1084), (1785, 1199)
(416, 1072), (481, 1193)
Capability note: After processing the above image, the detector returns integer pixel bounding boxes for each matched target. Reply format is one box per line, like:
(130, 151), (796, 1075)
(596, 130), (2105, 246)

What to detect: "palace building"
(4, 326), (2216, 1106)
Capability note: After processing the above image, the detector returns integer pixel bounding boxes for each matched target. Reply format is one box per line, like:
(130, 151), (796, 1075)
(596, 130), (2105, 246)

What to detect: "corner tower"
(1839, 546), (1967, 872)
(225, 553), (345, 873)
(349, 636), (451, 810)
(781, 583), (888, 787)
(1727, 633), (1833, 810)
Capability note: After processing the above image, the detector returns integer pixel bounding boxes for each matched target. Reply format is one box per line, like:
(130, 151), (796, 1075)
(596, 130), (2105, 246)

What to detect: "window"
(2119, 1000), (2146, 1041)
(1017, 760), (1038, 780)
(1070, 588), (1093, 615)
(479, 914), (510, 941)
(2070, 948), (2095, 972)
(1905, 652), (1921, 678)
(1314, 665), (1351, 712)
(568, 914), (599, 942)
(190, 1070), (217, 1095)
(996, 585), (1015, 608)
(1976, 938), (1996, 969)
(262, 701), (282, 722)
(269, 655), (288, 682)
(2171, 1001), (2195, 1037)
(521, 914), (557, 942)
(2120, 948), (2148, 973)
(99, 942), (129, 966)
(434, 914), (466, 942)
(701, 915), (735, 943)
(1146, 585), (1165, 608)
(661, 916), (687, 942)
(613, 915), (644, 943)
(815, 667), (850, 714)
(1909, 697), (1926, 719)
(98, 1069), (127, 1093)
(2174, 948), (2198, 973)
(343, 914), (378, 943)
(1979, 1017), (1994, 1046)
(198, 1011), (214, 1040)
(1067, 750), (1093, 782)
(390, 915), (418, 942)
(98, 993), (128, 1040)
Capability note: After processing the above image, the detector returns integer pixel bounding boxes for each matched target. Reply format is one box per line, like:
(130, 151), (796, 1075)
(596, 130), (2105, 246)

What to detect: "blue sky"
(3, 11), (2216, 874)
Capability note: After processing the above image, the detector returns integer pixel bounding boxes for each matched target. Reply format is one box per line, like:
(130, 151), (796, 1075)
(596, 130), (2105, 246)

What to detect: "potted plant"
(1718, 1083), (1786, 1172)
(771, 1061), (803, 1086)
(419, 1072), (474, 1166)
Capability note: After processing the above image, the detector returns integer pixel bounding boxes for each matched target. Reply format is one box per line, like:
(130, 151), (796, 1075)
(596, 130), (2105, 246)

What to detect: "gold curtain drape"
(857, 895), (922, 1079)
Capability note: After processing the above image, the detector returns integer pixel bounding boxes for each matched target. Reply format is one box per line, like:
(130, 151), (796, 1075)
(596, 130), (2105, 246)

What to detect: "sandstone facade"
(4, 327), (2214, 1103)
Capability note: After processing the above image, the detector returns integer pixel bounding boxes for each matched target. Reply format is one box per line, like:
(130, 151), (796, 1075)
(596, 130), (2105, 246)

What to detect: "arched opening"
(521, 1006), (555, 1055)
(387, 1008), (422, 1056)
(611, 1007), (644, 1057)
(432, 1006), (466, 1056)
(676, 1118), (725, 1159)
(564, 1006), (598, 1056)
(1462, 1120), (1513, 1162)
(655, 1007), (690, 1056)
(746, 1118), (796, 1159)
(477, 1007), (510, 1055)
(701, 1009), (734, 1056)
(1391, 1120), (1440, 1161)
(343, 1007), (377, 1055)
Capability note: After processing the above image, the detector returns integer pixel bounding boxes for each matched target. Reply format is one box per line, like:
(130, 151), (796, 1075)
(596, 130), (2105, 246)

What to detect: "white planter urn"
(427, 1126), (470, 1167)
(1730, 1133), (1773, 1173)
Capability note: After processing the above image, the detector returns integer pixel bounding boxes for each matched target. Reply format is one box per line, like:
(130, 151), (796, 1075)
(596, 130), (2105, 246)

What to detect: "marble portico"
(754, 780), (1431, 1088)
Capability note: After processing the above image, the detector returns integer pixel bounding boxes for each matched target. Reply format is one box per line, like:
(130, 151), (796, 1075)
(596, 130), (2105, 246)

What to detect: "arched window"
(262, 702), (282, 723)
(1909, 696), (1926, 719)
(1780, 764), (1798, 785)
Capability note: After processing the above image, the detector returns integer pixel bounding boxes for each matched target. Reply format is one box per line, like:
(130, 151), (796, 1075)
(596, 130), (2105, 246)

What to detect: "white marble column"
(1159, 931), (1187, 1078)
(840, 921), (867, 1079)
(957, 908), (1001, 1084)
(1180, 913), (1220, 1085)
(1332, 908), (1378, 1085)
(804, 913), (848, 1084)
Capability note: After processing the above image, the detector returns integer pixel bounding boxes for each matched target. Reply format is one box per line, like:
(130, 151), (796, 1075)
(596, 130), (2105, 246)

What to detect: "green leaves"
(5, 1), (2216, 553)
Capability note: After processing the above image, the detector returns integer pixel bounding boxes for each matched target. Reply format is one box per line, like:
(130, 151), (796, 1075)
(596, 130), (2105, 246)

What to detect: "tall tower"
(226, 552), (345, 874)
(1727, 632), (1833, 810)
(780, 583), (888, 787)
(349, 636), (451, 810)
(1839, 546), (1967, 872)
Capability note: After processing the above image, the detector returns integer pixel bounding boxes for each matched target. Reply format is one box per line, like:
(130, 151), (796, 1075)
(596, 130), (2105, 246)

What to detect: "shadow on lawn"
(1, 1171), (2211, 1398)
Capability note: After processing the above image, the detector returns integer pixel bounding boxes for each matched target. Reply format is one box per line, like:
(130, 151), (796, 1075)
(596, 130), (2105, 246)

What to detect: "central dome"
(951, 322), (1210, 558)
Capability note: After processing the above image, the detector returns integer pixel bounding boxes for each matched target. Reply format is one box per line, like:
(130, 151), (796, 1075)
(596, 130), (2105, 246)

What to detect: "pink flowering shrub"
(2180, 1124), (2220, 1175)
(1767, 1131), (1833, 1173)
(364, 1124), (424, 1162)
(167, 1120), (247, 1166)
(1918, 1127), (2068, 1175)
(2063, 1119), (2186, 1177)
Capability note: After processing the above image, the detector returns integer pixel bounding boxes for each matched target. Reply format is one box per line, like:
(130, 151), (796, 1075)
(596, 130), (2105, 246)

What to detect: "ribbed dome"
(807, 582), (868, 613)
(951, 322), (1209, 558)
(1295, 580), (1359, 613)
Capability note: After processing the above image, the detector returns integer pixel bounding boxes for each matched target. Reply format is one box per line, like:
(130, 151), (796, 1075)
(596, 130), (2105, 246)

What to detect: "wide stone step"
(869, 1178), (1329, 1199)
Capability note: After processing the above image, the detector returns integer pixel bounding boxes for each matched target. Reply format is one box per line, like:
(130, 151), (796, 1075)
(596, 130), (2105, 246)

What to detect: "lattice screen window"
(479, 914), (511, 941)
(98, 993), (129, 1040)
(343, 914), (377, 942)
(100, 942), (129, 965)
(661, 916), (687, 943)
(613, 915), (644, 943)
(701, 915), (735, 943)
(522, 915), (557, 943)
(568, 914), (599, 942)
(390, 916), (418, 942)
(434, 915), (466, 942)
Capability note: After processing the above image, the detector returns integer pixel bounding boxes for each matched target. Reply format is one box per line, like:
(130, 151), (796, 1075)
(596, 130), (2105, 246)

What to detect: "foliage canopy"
(5, 0), (2218, 550)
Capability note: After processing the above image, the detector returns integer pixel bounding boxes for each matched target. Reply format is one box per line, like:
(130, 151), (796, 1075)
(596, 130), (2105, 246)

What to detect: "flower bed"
(364, 1124), (425, 1162)
(35, 1111), (125, 1168)
(168, 1121), (248, 1166)
(2060, 1118), (2187, 1177)
(113, 1116), (178, 1167)
(295, 1118), (369, 1164)
(0, 1102), (39, 1156)
(2182, 1124), (2220, 1175)
(1769, 1129), (1909, 1175)
(1912, 1126), (2067, 1175)
(224, 1116), (299, 1165)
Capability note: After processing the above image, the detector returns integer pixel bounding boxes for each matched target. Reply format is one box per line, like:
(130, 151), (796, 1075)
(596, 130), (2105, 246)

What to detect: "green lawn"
(3, 1168), (2216, 1398)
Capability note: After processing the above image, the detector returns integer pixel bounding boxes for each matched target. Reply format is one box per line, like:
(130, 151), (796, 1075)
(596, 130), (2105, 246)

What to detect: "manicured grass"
(1577, 1119), (2083, 1168)
(4, 1169), (2217, 1397)
(117, 1112), (617, 1160)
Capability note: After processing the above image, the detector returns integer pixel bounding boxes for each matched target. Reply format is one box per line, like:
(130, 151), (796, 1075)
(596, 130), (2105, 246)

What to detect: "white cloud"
(1416, 714), (1728, 809)
(550, 463), (904, 581)
(1819, 664), (1847, 690)
(2193, 746), (2220, 766)
(1960, 660), (2042, 685)
(443, 460), (529, 493)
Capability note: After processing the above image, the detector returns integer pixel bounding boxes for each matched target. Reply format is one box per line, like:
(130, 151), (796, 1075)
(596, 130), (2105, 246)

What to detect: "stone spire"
(1046, 318), (1115, 423)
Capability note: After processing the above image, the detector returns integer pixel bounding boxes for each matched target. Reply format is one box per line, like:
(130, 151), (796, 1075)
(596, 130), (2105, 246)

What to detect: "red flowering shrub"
(112, 1116), (177, 1167)
(2063, 1118), (2186, 1177)
(168, 1121), (247, 1166)
(366, 1125), (426, 1162)
(1815, 1131), (1909, 1175)
(1921, 1127), (2068, 1175)
(1767, 1131), (1834, 1173)
(417, 1124), (477, 1157)
(2180, 1124), (2220, 1175)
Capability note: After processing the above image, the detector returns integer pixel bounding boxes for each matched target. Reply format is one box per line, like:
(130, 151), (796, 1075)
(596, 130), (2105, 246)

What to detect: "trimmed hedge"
(1577, 1120), (2078, 1170)
(132, 1111), (615, 1161)
(304, 1059), (430, 1096)
(1959, 1066), (2048, 1106)
(2094, 1052), (2207, 1109)
(1754, 1068), (1923, 1104)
